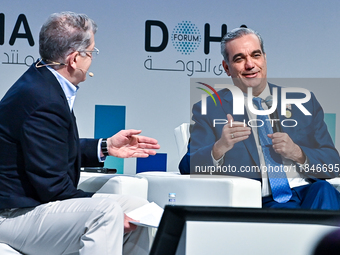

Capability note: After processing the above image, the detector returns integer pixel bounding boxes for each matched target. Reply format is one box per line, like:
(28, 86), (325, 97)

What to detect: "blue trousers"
(262, 180), (340, 210)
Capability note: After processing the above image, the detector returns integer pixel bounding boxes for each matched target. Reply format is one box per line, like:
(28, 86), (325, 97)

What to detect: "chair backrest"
(173, 123), (190, 160)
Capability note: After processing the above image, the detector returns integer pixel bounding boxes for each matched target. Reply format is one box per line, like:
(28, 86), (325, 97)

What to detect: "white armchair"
(171, 123), (340, 205)
(137, 171), (261, 208)
(137, 123), (262, 209)
(174, 123), (191, 160)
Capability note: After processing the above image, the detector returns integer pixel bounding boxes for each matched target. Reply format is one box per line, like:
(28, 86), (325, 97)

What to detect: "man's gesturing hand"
(268, 132), (306, 164)
(106, 129), (160, 158)
(212, 114), (251, 160)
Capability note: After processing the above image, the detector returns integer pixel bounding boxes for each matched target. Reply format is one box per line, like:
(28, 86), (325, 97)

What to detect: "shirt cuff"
(211, 150), (224, 167)
(296, 156), (309, 170)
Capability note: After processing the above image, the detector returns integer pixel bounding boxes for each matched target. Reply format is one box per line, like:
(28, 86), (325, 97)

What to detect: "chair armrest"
(78, 173), (148, 200)
(137, 172), (261, 208)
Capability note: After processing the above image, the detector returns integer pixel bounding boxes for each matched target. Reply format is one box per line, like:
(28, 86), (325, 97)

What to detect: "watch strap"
(101, 138), (109, 157)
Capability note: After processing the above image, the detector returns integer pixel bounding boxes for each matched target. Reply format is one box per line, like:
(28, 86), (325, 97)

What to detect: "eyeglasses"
(79, 47), (100, 59)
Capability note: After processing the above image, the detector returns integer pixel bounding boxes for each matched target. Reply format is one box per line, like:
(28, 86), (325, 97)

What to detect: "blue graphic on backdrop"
(171, 21), (201, 55)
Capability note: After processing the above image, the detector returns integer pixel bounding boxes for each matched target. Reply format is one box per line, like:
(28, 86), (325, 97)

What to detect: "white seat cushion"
(0, 243), (22, 254)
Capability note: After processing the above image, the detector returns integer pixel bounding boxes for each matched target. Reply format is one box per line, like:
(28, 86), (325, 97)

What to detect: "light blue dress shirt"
(46, 64), (105, 162)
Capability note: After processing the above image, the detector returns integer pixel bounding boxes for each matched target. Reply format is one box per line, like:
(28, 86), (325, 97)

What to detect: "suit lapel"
(71, 110), (81, 174)
(71, 111), (79, 140)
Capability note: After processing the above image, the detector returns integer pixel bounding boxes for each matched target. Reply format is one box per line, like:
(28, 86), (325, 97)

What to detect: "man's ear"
(222, 60), (231, 76)
(66, 52), (79, 70)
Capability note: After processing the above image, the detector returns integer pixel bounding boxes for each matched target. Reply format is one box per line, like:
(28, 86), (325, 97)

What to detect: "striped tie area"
(252, 97), (292, 203)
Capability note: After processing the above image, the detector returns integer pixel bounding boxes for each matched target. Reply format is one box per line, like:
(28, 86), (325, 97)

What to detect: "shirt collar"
(243, 83), (271, 100)
(256, 84), (271, 101)
(45, 63), (79, 111)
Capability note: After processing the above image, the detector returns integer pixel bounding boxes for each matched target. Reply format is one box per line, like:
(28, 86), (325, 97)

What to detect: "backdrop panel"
(1, 0), (340, 173)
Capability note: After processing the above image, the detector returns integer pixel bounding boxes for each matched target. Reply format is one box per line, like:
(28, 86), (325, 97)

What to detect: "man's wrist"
(292, 145), (306, 164)
(212, 140), (228, 160)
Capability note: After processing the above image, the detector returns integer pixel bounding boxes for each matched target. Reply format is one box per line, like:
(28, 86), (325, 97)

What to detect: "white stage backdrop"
(1, 0), (340, 174)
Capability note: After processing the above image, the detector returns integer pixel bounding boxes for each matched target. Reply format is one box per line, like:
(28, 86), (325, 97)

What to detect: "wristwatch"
(101, 138), (109, 157)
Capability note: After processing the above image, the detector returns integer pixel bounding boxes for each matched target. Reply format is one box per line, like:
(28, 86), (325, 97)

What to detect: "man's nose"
(245, 57), (255, 70)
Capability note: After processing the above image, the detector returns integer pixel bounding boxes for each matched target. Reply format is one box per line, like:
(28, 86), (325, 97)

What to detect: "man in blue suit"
(179, 27), (340, 210)
(0, 12), (160, 255)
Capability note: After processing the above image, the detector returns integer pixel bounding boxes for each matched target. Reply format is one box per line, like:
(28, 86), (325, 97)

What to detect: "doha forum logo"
(144, 20), (227, 55)
(171, 21), (201, 55)
(144, 20), (230, 76)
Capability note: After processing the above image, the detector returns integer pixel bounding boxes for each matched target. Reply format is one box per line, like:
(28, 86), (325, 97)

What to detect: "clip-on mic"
(76, 68), (94, 77)
(36, 59), (94, 77)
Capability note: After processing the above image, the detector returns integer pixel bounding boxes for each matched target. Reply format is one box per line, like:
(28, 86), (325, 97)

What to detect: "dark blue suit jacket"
(0, 63), (103, 210)
(179, 83), (340, 181)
